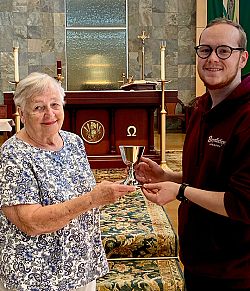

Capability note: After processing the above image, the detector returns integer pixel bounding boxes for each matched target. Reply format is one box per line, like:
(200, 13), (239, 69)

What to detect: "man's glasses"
(194, 45), (244, 60)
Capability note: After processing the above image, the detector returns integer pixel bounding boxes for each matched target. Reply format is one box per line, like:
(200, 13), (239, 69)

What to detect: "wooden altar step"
(97, 258), (184, 291)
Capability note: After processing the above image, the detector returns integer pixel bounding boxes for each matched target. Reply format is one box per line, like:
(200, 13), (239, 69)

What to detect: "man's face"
(197, 23), (248, 90)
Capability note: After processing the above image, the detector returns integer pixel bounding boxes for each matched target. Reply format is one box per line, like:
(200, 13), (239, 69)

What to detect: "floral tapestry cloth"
(100, 190), (177, 258)
(97, 189), (184, 290)
(97, 259), (184, 291)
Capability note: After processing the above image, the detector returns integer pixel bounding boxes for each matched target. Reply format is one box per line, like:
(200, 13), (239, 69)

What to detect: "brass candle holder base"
(8, 80), (20, 132)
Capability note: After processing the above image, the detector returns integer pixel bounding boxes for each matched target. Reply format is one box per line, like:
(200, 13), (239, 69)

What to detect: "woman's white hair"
(14, 72), (65, 109)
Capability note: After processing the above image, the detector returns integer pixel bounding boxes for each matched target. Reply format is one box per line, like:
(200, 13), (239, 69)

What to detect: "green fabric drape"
(240, 0), (250, 74)
(207, 0), (223, 23)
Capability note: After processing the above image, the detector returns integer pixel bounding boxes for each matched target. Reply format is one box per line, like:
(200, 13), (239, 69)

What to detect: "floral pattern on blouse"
(0, 131), (108, 291)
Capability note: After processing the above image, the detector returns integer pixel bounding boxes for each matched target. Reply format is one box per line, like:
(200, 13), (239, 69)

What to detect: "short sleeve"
(0, 145), (41, 207)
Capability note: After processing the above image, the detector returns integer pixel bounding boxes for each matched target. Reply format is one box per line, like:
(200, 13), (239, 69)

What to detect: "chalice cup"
(119, 145), (145, 187)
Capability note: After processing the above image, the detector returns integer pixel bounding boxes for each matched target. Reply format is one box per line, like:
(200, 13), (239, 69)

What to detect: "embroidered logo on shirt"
(208, 135), (226, 148)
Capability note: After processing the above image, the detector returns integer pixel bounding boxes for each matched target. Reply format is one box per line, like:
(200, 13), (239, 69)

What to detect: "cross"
(137, 31), (150, 80)
(137, 30), (150, 44)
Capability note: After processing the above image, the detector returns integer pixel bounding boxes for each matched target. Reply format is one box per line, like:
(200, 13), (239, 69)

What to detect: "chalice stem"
(119, 145), (145, 187)
(128, 164), (135, 182)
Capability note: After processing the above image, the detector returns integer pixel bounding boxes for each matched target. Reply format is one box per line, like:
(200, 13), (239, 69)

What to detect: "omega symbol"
(127, 125), (137, 136)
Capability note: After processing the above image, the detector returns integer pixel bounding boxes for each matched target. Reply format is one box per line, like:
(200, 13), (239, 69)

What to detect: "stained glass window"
(66, 0), (127, 90)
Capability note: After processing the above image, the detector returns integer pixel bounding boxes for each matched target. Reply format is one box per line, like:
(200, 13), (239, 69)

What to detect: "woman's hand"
(90, 181), (136, 208)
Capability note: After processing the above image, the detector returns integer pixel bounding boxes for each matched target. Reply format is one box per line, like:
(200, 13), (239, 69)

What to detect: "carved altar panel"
(75, 109), (110, 155)
(114, 108), (148, 151)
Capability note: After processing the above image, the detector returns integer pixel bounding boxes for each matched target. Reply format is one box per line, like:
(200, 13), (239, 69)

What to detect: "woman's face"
(20, 86), (64, 139)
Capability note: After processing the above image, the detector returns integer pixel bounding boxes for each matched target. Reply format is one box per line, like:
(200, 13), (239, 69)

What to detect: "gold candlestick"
(159, 41), (168, 167)
(12, 42), (21, 133)
(12, 81), (21, 133)
(160, 80), (167, 166)
(8, 81), (21, 133)
(55, 60), (64, 84)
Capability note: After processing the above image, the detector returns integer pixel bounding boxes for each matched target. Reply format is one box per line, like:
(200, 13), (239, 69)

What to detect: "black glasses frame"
(194, 45), (245, 60)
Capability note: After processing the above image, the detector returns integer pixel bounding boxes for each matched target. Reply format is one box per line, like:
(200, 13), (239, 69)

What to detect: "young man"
(135, 18), (250, 290)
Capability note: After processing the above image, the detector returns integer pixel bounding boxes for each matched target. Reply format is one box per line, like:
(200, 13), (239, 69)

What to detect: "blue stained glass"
(66, 0), (126, 27)
(67, 30), (126, 90)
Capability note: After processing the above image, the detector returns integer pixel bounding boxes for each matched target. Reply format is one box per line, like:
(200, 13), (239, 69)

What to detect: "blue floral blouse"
(0, 131), (108, 291)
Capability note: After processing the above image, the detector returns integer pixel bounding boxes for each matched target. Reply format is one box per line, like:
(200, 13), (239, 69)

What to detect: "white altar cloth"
(0, 119), (15, 131)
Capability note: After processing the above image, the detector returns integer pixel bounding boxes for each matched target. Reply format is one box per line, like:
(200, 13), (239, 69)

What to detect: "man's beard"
(199, 58), (241, 90)
(201, 74), (236, 90)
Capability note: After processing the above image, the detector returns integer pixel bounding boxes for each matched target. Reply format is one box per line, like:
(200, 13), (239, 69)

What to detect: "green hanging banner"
(207, 0), (250, 74)
(240, 0), (250, 74)
(207, 0), (223, 23)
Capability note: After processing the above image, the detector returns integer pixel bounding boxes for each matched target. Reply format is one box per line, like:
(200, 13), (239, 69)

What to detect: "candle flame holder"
(55, 74), (64, 83)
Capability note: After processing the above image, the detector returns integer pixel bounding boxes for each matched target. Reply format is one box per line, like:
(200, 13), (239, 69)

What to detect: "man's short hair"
(203, 17), (247, 50)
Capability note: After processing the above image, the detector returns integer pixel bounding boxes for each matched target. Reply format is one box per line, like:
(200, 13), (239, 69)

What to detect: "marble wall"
(0, 0), (196, 104)
(129, 0), (197, 104)
(0, 0), (65, 102)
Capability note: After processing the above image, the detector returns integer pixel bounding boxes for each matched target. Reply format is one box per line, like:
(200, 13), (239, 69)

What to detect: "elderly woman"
(0, 72), (135, 291)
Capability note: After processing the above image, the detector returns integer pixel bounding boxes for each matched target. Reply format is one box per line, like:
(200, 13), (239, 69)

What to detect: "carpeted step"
(96, 258), (185, 291)
(100, 190), (178, 258)
(96, 169), (184, 290)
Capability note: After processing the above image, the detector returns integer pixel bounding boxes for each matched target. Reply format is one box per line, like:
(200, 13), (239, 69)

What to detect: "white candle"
(160, 41), (166, 81)
(13, 45), (19, 83)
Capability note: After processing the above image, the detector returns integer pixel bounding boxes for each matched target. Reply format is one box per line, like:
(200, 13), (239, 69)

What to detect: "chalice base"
(121, 178), (142, 188)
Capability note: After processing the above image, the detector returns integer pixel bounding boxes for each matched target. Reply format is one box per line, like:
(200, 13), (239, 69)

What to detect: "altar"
(3, 90), (178, 168)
